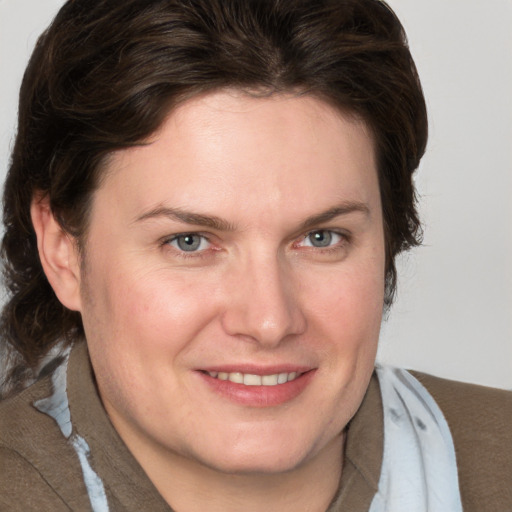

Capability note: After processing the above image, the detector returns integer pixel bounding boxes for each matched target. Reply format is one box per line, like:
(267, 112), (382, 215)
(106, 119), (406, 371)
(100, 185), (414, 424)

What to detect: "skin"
(32, 91), (386, 512)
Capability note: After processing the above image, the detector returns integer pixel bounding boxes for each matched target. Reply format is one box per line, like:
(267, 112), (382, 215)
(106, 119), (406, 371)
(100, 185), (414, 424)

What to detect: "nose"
(221, 253), (306, 347)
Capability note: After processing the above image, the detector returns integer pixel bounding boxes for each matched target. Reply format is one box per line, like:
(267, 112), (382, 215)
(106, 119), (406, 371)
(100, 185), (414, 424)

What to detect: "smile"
(205, 371), (302, 386)
(199, 368), (316, 407)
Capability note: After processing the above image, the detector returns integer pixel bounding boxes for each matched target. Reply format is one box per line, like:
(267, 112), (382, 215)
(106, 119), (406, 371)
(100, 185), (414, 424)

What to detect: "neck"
(140, 433), (345, 512)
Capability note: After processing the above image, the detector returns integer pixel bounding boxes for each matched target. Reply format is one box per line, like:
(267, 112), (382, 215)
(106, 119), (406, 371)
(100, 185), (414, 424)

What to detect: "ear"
(30, 194), (82, 312)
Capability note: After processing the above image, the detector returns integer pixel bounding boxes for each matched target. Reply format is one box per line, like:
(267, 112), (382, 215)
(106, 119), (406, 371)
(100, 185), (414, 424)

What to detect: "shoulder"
(411, 371), (512, 442)
(411, 371), (512, 511)
(0, 373), (55, 448)
(0, 375), (91, 510)
(0, 446), (72, 511)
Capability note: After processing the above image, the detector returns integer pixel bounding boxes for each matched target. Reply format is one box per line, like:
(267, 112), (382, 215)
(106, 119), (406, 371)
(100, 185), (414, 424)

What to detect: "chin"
(188, 428), (339, 476)
(200, 450), (308, 475)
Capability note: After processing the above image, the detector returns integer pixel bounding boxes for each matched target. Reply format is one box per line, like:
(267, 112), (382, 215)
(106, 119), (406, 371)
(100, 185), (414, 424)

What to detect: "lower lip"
(197, 370), (316, 407)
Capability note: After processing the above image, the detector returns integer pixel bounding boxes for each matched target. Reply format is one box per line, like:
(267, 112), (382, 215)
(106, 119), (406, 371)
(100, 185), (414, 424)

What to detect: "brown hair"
(1, 0), (427, 394)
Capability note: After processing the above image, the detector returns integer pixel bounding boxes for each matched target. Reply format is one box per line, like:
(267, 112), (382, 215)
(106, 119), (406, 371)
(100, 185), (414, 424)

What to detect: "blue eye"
(302, 230), (343, 248)
(169, 234), (210, 252)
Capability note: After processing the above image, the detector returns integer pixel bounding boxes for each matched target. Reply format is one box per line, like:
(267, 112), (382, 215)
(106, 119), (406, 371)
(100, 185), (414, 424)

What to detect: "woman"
(0, 1), (510, 511)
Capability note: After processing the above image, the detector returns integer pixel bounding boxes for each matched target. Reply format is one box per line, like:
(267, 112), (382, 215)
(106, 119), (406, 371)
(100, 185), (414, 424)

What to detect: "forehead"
(94, 91), (378, 227)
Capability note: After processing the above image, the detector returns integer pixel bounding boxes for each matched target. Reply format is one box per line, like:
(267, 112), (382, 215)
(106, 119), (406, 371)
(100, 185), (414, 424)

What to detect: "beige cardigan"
(1, 342), (511, 511)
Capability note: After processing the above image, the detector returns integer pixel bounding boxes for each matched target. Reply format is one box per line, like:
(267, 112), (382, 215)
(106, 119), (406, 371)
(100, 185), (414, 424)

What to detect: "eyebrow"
(134, 206), (237, 231)
(298, 201), (370, 231)
(134, 201), (369, 232)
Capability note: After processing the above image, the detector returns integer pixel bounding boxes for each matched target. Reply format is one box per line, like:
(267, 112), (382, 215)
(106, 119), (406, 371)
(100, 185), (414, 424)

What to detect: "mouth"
(201, 370), (303, 387)
(197, 368), (315, 407)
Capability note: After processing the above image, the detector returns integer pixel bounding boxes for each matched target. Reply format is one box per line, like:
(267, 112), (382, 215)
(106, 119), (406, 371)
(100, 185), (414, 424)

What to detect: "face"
(77, 91), (385, 476)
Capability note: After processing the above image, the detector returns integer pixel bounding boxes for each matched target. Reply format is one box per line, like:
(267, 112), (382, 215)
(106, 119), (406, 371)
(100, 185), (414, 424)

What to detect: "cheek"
(81, 265), (217, 416)
(307, 265), (384, 333)
(86, 259), (216, 341)
(301, 259), (384, 390)
(80, 261), (218, 392)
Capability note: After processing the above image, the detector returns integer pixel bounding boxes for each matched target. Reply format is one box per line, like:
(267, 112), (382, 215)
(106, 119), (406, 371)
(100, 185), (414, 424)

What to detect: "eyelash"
(161, 233), (214, 259)
(161, 229), (350, 259)
(295, 229), (349, 251)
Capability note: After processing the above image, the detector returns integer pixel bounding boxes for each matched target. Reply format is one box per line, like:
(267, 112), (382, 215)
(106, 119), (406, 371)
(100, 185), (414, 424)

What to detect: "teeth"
(243, 374), (261, 386)
(230, 372), (244, 384)
(207, 370), (301, 386)
(262, 374), (278, 386)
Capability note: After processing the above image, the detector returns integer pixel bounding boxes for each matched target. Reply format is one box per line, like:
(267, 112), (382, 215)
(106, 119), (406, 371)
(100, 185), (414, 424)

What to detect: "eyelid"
(161, 232), (214, 253)
(160, 228), (349, 255)
(295, 228), (349, 248)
